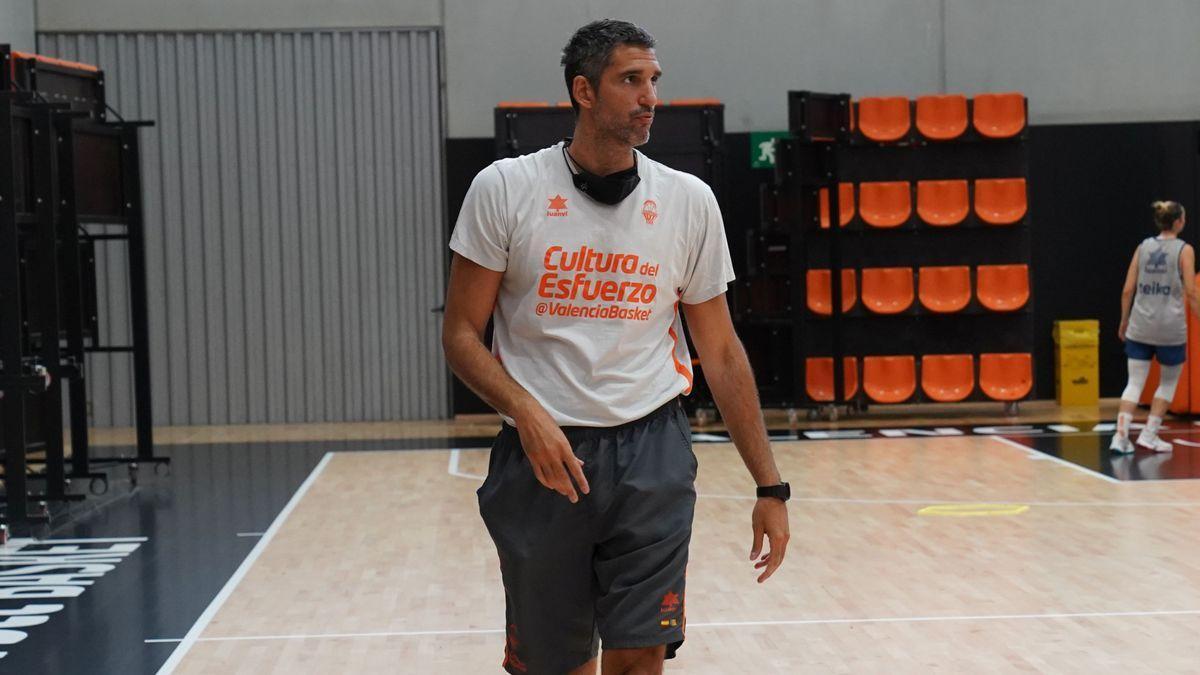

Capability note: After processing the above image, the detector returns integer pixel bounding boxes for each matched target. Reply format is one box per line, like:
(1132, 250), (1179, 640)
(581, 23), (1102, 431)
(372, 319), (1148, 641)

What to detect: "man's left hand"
(749, 498), (790, 583)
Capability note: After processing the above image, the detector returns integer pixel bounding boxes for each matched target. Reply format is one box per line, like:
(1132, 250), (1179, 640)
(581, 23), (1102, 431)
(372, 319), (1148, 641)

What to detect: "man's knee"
(601, 645), (666, 674)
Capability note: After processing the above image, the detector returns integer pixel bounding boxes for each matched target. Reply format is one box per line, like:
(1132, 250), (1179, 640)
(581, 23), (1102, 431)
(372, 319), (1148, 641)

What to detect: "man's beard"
(599, 114), (651, 147)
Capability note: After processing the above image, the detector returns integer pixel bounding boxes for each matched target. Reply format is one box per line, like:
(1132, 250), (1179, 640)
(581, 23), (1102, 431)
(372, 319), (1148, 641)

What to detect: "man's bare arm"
(682, 293), (789, 583)
(441, 253), (588, 502)
(682, 294), (780, 486)
(441, 253), (538, 419)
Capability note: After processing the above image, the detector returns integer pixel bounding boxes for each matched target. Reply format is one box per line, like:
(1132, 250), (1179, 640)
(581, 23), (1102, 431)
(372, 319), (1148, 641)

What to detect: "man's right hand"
(514, 404), (590, 503)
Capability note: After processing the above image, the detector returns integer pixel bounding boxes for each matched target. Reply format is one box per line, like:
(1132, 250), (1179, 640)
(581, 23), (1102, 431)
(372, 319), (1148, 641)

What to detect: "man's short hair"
(561, 19), (656, 113)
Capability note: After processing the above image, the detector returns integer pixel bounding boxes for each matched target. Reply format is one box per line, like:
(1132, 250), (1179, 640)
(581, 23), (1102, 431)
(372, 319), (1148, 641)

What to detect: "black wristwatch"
(756, 482), (790, 502)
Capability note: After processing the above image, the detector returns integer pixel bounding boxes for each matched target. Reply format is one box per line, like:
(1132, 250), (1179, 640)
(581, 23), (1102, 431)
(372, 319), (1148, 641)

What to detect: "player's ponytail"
(1152, 200), (1185, 231)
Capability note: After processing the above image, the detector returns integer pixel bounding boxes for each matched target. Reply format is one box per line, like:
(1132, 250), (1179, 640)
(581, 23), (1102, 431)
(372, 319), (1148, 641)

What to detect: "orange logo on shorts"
(642, 199), (658, 225)
(660, 590), (681, 614)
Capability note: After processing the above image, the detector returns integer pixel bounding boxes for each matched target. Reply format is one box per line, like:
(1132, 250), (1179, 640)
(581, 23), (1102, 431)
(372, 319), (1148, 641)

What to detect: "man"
(442, 19), (790, 675)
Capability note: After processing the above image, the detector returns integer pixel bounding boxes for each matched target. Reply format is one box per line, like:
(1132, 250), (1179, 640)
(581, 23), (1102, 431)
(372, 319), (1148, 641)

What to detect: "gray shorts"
(477, 398), (697, 674)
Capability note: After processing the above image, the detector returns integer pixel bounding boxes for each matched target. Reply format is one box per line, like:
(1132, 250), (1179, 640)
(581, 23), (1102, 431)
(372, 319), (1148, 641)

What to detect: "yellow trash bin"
(1053, 320), (1100, 406)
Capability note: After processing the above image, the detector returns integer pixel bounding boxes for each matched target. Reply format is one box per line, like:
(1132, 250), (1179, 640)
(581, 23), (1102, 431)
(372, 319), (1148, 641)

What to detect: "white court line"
(146, 627), (505, 644)
(688, 608), (1200, 628)
(235, 532), (264, 538)
(448, 441), (1171, 499)
(155, 452), (334, 675)
(692, 493), (1200, 507)
(989, 435), (1121, 484)
(143, 607), (1200, 644)
(448, 448), (486, 480)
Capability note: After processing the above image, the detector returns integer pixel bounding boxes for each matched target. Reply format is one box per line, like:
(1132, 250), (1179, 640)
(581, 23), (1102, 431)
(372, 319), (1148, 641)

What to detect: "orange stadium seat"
(979, 353), (1033, 401)
(859, 181), (912, 228)
(861, 267), (914, 314)
(857, 96), (911, 142)
(974, 178), (1027, 225)
(921, 354), (975, 402)
(806, 269), (858, 316)
(972, 92), (1026, 138)
(918, 266), (972, 313)
(976, 264), (1030, 312)
(806, 357), (860, 402)
(863, 355), (917, 403)
(915, 94), (968, 140)
(916, 179), (969, 226)
(819, 183), (856, 229)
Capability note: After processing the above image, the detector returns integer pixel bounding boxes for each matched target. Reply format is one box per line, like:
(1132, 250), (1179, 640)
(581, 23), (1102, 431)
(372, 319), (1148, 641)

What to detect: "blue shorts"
(1125, 339), (1187, 366)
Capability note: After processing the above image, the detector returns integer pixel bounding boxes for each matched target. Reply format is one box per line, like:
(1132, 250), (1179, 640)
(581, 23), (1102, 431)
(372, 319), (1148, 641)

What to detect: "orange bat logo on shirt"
(642, 199), (658, 225)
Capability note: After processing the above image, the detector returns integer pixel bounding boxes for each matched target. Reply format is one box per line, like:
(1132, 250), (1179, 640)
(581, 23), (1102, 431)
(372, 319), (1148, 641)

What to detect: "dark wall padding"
(1028, 122), (1199, 398)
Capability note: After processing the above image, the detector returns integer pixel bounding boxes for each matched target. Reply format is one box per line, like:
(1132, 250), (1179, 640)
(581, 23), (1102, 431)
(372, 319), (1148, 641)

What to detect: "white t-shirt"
(449, 141), (736, 427)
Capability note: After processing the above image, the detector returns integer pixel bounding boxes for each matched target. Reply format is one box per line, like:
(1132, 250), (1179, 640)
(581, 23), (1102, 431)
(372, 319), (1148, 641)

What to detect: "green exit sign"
(749, 131), (789, 169)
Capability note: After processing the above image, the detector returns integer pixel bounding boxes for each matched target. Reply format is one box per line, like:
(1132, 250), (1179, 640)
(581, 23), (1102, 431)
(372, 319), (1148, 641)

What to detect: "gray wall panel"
(0, 0), (36, 52)
(31, 1), (1200, 136)
(442, 0), (943, 137)
(437, 0), (1200, 136)
(37, 0), (441, 32)
(38, 29), (447, 426)
(946, 0), (1200, 125)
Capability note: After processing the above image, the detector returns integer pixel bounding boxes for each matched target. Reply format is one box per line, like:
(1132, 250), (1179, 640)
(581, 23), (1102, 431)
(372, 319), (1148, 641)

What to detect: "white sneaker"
(1109, 434), (1135, 454)
(1136, 432), (1173, 453)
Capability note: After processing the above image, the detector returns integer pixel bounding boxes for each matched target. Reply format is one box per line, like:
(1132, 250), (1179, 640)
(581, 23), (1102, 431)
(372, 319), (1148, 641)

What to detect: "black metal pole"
(122, 127), (155, 460)
(0, 96), (30, 527)
(31, 105), (65, 500)
(55, 116), (93, 477)
(827, 144), (845, 406)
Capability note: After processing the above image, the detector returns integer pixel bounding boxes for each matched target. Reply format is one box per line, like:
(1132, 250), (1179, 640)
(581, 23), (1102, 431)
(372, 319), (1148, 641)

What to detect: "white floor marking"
(155, 452), (334, 674)
(235, 532), (264, 538)
(145, 608), (1200, 644)
(448, 448), (486, 480)
(687, 608), (1200, 628)
(450, 446), (1189, 506)
(692, 493), (1200, 507)
(989, 435), (1122, 484)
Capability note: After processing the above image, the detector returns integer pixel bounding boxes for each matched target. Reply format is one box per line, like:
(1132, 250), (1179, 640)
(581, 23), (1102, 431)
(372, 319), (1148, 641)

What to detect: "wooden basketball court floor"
(147, 424), (1200, 673)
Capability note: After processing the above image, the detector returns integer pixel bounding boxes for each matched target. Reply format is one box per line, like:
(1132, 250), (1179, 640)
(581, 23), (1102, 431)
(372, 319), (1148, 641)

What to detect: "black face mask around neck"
(562, 140), (640, 205)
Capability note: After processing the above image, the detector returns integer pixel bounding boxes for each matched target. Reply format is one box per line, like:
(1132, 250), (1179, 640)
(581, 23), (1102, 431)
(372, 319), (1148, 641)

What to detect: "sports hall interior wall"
(13, 0), (1200, 424)
(1028, 121), (1200, 399)
(447, 121), (1200, 412)
(0, 0), (35, 51)
(34, 0), (1200, 137)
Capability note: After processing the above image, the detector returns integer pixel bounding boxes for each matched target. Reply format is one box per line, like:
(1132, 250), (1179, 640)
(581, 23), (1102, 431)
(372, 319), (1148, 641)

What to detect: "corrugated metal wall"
(38, 29), (448, 426)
